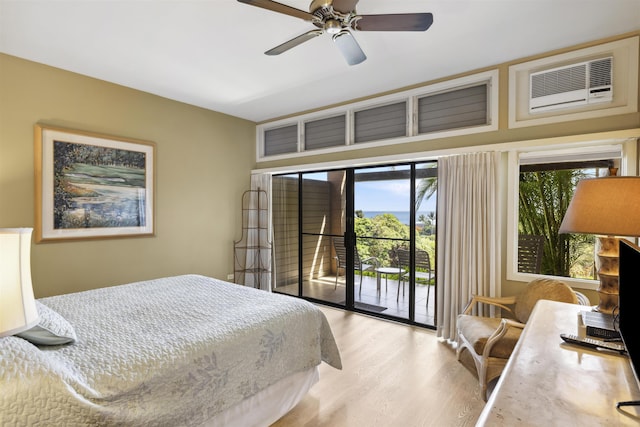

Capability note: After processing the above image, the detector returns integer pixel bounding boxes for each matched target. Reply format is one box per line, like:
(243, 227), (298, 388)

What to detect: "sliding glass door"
(271, 170), (348, 305)
(354, 165), (411, 319)
(414, 163), (438, 324)
(300, 171), (347, 304)
(352, 163), (437, 325)
(271, 161), (437, 327)
(271, 174), (300, 297)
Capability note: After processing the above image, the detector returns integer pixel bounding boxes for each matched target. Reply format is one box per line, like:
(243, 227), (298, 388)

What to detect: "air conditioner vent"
(590, 58), (612, 87)
(531, 64), (585, 99)
(529, 57), (612, 113)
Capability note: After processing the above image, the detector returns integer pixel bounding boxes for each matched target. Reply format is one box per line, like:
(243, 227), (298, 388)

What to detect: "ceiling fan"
(237, 0), (433, 66)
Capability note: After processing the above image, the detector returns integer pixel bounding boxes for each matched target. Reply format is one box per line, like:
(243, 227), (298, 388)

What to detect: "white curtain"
(239, 173), (272, 291)
(436, 152), (501, 341)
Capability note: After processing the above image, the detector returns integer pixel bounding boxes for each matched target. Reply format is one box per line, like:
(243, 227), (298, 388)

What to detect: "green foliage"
(417, 211), (436, 236)
(519, 169), (595, 278)
(355, 213), (435, 269)
(71, 164), (146, 187)
(416, 176), (437, 212)
(54, 140), (146, 169)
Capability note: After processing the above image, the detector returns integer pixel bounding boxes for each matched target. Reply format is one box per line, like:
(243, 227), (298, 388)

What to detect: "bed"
(0, 274), (342, 426)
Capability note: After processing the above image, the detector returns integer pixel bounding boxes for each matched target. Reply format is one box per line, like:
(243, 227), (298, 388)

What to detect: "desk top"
(476, 300), (640, 426)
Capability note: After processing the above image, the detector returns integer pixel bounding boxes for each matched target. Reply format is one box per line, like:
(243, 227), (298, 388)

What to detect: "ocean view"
(362, 211), (435, 225)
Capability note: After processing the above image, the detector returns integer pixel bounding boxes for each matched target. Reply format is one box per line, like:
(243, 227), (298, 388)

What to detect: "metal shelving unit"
(233, 189), (271, 288)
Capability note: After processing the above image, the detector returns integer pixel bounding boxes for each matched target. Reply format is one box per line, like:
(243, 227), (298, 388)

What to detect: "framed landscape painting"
(34, 125), (155, 242)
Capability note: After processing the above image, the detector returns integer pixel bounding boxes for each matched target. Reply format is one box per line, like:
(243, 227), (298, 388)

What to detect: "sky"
(304, 169), (437, 213)
(355, 180), (437, 213)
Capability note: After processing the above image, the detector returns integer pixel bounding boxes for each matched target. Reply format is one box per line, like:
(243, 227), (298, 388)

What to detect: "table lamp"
(559, 176), (640, 313)
(0, 228), (39, 337)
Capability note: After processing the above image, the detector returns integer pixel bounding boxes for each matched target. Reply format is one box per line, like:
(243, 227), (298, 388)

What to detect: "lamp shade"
(559, 177), (640, 237)
(0, 228), (39, 337)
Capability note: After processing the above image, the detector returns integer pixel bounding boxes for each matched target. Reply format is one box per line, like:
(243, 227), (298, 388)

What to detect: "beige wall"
(0, 53), (256, 297)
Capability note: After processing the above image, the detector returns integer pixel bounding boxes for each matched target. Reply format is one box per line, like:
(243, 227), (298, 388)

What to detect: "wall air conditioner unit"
(529, 57), (613, 113)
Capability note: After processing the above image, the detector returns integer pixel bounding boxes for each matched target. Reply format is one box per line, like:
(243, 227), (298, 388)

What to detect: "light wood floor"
(272, 306), (486, 427)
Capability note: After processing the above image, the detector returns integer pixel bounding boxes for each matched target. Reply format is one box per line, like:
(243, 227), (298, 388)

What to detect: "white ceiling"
(1, 0), (639, 123)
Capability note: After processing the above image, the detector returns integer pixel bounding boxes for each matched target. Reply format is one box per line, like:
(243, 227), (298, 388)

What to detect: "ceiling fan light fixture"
(238, 0), (433, 66)
(333, 30), (366, 65)
(325, 19), (342, 34)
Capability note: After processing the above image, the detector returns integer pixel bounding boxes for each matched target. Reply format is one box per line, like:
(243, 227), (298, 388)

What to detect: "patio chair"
(456, 278), (587, 401)
(396, 248), (433, 305)
(332, 236), (378, 295)
(518, 234), (545, 274)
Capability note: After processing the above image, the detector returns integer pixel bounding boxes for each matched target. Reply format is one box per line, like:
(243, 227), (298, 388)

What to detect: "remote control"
(560, 333), (626, 353)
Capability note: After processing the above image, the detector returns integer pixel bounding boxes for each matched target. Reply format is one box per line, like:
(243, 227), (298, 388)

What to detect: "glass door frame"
(272, 161), (437, 329)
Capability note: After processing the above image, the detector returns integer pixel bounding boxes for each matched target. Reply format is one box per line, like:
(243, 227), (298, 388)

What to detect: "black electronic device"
(560, 333), (625, 353)
(617, 239), (640, 408)
(581, 310), (620, 339)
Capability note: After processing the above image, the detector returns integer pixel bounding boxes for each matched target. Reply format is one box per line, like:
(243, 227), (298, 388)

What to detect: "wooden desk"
(476, 300), (640, 426)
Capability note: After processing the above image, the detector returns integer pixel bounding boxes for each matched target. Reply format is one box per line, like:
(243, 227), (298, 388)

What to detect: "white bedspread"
(0, 274), (341, 426)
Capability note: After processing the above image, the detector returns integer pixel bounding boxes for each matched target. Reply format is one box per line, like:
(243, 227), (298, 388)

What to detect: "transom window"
(257, 70), (498, 160)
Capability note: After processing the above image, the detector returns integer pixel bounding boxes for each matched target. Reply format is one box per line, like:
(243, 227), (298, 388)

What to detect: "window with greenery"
(518, 159), (616, 279)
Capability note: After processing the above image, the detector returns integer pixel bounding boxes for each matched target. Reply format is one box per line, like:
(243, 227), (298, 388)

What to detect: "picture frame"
(34, 124), (155, 242)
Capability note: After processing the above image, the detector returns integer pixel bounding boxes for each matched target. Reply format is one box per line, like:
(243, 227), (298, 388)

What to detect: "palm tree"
(415, 178), (437, 212)
(519, 168), (593, 277)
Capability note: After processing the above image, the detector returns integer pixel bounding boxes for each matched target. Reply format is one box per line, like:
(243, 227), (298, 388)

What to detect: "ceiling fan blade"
(237, 0), (316, 22)
(353, 13), (434, 31)
(332, 30), (366, 66)
(332, 0), (359, 13)
(265, 30), (323, 56)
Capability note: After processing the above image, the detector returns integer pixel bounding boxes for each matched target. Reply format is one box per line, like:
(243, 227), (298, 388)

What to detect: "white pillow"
(16, 300), (77, 345)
